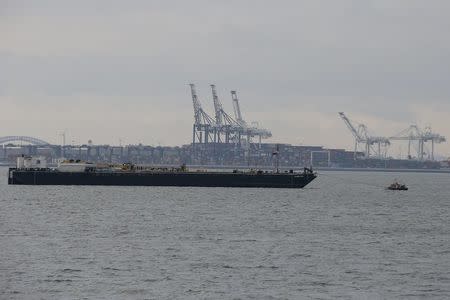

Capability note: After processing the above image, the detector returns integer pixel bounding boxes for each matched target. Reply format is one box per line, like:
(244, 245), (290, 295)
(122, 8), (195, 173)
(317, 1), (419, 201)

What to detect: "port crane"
(389, 125), (446, 160)
(190, 84), (215, 145)
(211, 85), (239, 128)
(210, 84), (241, 143)
(189, 83), (273, 164)
(231, 91), (245, 126)
(230, 90), (272, 144)
(338, 112), (390, 159)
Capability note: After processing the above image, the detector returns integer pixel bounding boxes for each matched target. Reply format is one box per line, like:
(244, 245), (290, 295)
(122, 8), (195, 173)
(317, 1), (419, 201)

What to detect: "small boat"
(387, 181), (408, 191)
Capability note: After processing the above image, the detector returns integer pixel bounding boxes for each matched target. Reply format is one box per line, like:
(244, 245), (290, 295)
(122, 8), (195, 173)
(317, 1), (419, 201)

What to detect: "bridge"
(0, 136), (51, 146)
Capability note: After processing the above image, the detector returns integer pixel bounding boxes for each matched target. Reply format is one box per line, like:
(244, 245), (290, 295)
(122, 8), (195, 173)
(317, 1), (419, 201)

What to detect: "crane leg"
(432, 140), (435, 161)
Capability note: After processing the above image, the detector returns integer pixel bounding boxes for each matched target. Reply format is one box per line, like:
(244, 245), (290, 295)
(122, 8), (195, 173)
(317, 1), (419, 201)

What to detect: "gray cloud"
(2, 0), (450, 154)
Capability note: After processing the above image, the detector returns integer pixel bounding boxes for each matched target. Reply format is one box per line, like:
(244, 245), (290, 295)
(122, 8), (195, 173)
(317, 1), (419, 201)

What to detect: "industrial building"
(0, 136), (442, 170)
(0, 85), (446, 169)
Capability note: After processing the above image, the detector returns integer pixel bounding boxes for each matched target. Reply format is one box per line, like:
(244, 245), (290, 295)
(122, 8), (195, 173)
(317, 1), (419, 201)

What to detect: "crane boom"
(210, 84), (240, 126)
(231, 91), (245, 126)
(338, 112), (363, 141)
(338, 112), (390, 159)
(210, 84), (223, 125)
(190, 84), (202, 125)
(189, 83), (213, 125)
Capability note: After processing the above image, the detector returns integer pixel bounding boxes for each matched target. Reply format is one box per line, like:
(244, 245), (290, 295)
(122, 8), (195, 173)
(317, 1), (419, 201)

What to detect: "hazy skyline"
(2, 0), (450, 157)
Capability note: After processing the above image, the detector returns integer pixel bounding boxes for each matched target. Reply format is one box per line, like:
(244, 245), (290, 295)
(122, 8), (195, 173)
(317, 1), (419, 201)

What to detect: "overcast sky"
(2, 0), (450, 157)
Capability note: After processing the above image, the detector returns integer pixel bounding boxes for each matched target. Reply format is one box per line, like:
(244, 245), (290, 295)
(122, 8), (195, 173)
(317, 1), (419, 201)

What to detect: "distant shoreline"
(1, 163), (449, 174)
(316, 167), (450, 174)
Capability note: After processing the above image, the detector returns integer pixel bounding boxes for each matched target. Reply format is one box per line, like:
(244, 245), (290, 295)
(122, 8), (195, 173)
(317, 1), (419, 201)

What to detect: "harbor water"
(0, 167), (449, 299)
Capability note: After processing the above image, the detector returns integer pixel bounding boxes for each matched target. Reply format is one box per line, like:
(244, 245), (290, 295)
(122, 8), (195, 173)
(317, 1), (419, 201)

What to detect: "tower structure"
(338, 112), (390, 159)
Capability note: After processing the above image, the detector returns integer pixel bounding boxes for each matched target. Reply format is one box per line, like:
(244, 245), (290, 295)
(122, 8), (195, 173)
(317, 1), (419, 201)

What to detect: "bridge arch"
(0, 136), (50, 146)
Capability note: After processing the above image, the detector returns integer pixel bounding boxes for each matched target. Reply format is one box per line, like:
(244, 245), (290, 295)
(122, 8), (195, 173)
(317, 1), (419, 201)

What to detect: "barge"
(8, 158), (317, 189)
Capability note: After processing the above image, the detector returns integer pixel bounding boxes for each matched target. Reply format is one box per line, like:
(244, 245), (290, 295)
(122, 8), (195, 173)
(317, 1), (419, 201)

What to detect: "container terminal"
(0, 84), (448, 170)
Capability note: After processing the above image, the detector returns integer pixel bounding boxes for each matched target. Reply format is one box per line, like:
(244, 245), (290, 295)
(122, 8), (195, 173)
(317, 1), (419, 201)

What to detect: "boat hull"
(8, 169), (317, 189)
(387, 187), (408, 191)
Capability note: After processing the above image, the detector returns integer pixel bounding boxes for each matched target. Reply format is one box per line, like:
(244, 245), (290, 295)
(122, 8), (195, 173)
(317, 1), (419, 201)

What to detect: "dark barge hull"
(8, 169), (316, 188)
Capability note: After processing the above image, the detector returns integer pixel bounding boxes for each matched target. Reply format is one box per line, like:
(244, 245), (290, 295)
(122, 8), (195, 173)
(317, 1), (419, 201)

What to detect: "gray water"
(0, 167), (449, 299)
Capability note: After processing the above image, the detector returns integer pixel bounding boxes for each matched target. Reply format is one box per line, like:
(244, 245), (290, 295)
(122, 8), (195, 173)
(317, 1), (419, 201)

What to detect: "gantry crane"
(338, 112), (390, 159)
(230, 90), (272, 145)
(211, 85), (238, 127)
(231, 91), (245, 126)
(210, 84), (241, 143)
(190, 84), (215, 145)
(389, 125), (446, 160)
(422, 126), (446, 160)
(190, 84), (272, 156)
